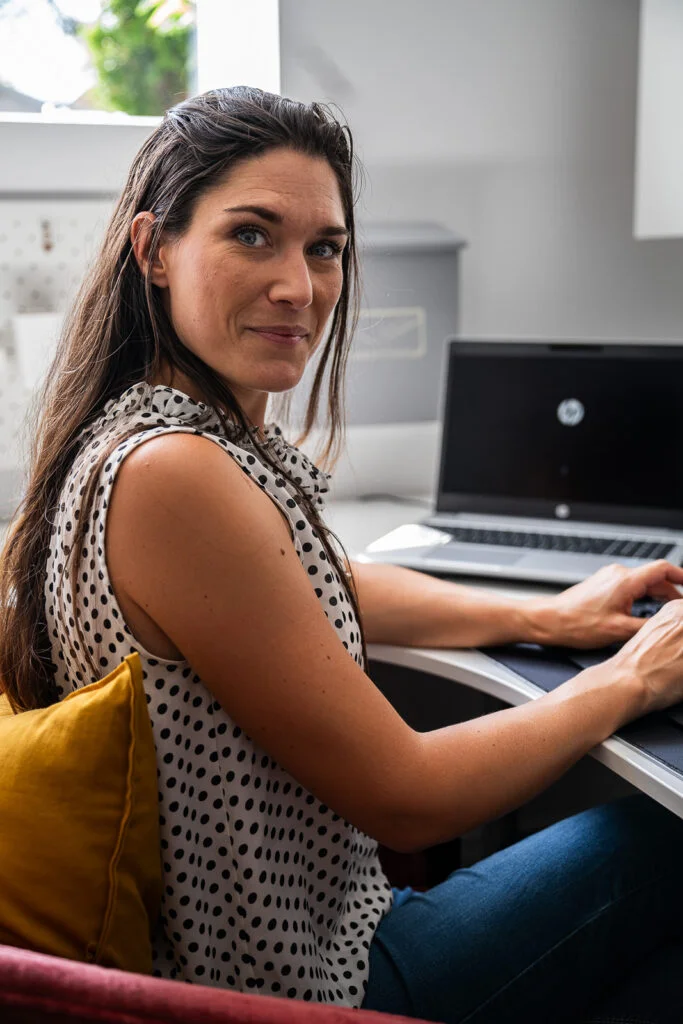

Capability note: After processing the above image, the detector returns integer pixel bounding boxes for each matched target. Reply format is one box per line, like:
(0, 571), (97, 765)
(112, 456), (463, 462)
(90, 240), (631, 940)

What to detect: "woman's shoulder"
(110, 429), (262, 512)
(56, 379), (335, 575)
(71, 381), (331, 510)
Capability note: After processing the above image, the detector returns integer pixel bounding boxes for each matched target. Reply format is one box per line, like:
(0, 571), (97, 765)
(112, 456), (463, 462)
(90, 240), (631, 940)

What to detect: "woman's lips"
(247, 327), (308, 346)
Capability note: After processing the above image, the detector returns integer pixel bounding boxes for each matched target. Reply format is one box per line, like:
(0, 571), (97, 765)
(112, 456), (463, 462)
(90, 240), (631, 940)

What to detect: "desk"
(326, 497), (683, 823)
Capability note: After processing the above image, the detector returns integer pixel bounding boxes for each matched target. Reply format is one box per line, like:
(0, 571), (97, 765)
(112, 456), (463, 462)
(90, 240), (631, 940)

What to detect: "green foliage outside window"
(81, 0), (194, 116)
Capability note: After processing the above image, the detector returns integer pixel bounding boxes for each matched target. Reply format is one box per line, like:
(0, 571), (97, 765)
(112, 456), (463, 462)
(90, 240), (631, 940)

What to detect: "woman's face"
(136, 147), (348, 425)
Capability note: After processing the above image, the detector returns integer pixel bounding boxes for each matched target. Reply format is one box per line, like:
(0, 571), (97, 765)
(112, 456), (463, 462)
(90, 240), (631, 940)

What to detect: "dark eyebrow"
(223, 204), (349, 237)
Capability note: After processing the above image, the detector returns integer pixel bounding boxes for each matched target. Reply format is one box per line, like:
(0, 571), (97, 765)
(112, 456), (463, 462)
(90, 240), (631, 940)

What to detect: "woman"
(3, 86), (683, 1024)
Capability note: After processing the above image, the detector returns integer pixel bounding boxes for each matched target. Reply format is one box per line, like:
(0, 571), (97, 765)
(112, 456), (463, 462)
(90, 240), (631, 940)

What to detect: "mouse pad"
(481, 642), (683, 777)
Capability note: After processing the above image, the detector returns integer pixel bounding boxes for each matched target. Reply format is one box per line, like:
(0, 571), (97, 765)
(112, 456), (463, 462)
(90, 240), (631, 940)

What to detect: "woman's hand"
(539, 559), (683, 649)
(607, 598), (683, 716)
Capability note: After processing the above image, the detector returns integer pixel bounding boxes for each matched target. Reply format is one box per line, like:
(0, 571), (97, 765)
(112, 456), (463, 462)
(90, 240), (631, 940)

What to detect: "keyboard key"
(619, 541), (639, 557)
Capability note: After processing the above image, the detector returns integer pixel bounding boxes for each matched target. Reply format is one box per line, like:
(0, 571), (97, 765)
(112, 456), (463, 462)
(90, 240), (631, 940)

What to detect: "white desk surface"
(327, 496), (683, 821)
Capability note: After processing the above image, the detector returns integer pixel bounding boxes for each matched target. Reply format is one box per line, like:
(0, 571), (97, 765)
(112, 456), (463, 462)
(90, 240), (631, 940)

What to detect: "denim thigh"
(363, 795), (683, 1024)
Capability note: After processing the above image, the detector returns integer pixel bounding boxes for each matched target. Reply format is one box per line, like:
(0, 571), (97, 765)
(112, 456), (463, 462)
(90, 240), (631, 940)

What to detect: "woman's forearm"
(350, 560), (555, 648)
(388, 660), (644, 851)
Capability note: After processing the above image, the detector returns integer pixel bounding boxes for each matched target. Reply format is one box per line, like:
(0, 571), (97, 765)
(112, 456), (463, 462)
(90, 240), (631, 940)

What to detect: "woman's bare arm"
(349, 560), (552, 647)
(350, 558), (683, 651)
(106, 434), (650, 853)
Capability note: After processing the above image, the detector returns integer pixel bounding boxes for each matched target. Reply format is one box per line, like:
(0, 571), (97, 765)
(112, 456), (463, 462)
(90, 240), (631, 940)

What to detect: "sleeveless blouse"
(44, 382), (393, 1004)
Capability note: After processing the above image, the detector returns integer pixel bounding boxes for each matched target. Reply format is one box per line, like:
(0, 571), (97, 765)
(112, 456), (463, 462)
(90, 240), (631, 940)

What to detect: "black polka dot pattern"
(44, 383), (393, 1004)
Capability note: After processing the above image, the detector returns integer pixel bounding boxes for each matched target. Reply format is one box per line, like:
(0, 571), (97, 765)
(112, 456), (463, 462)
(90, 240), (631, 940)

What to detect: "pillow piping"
(94, 653), (145, 964)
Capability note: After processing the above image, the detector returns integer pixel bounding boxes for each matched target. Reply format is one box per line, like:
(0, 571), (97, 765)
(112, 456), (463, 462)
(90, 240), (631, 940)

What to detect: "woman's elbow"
(376, 808), (455, 855)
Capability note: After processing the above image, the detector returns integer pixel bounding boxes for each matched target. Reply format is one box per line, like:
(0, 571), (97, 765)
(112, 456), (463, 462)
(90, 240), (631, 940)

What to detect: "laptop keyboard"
(444, 526), (674, 561)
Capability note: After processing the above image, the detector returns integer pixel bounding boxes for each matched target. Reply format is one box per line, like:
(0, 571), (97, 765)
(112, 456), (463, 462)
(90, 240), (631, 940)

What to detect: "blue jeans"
(363, 795), (683, 1024)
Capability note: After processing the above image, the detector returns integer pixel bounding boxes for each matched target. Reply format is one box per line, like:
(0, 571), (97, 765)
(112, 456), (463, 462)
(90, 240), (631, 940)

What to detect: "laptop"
(361, 340), (683, 585)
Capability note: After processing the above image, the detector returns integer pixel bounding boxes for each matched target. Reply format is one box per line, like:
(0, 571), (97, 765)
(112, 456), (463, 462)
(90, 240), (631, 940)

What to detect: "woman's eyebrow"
(224, 204), (349, 237)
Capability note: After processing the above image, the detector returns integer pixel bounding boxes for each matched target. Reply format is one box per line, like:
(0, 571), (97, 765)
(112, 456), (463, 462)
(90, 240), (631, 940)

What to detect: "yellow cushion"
(0, 653), (162, 973)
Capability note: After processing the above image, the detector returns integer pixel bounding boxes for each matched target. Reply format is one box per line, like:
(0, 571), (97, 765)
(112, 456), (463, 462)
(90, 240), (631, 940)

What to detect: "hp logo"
(557, 398), (584, 427)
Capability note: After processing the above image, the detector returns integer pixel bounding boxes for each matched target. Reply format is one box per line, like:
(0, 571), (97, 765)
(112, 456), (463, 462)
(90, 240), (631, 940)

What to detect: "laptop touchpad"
(434, 545), (523, 565)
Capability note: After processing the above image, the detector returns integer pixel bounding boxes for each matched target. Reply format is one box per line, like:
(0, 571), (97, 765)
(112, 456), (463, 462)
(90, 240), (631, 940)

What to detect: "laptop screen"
(437, 341), (683, 529)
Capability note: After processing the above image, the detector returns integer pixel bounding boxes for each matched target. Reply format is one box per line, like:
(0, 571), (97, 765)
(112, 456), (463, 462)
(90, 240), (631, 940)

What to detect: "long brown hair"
(0, 86), (366, 712)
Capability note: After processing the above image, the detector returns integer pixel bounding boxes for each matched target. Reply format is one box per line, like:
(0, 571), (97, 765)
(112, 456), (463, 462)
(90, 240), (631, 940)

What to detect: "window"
(0, 0), (196, 119)
(0, 0), (280, 192)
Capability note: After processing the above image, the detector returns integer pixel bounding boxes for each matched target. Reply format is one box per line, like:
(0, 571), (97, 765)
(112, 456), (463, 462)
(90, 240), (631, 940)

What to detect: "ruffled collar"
(83, 382), (330, 501)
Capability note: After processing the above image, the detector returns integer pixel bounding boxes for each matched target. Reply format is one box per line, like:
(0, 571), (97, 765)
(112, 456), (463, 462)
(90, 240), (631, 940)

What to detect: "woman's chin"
(227, 371), (305, 398)
(263, 376), (304, 395)
(257, 365), (307, 394)
(210, 360), (300, 390)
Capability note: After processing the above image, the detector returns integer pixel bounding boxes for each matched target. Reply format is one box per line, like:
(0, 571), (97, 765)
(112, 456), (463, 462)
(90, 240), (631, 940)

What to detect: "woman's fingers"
(633, 559), (683, 590)
(644, 581), (683, 602)
(554, 561), (683, 651)
(620, 560), (683, 604)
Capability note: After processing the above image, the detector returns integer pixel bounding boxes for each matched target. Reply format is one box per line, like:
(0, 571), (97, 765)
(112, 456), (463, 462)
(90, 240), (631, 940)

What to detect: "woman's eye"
(310, 240), (343, 259)
(235, 226), (268, 247)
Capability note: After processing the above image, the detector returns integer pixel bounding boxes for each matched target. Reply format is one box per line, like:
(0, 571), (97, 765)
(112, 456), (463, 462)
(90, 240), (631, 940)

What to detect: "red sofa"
(4, 940), (682, 1023)
(0, 943), (420, 1024)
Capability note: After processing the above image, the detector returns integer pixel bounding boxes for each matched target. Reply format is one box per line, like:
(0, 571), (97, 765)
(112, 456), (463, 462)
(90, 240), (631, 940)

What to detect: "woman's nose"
(267, 251), (314, 308)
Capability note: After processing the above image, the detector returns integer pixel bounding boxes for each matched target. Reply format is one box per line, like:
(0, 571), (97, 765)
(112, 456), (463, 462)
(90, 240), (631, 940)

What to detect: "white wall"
(635, 0), (683, 238)
(280, 0), (683, 341)
(0, 119), (157, 194)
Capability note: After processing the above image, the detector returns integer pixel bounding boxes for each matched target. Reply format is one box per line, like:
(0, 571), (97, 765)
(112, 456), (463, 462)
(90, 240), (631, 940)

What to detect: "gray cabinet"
(346, 222), (466, 426)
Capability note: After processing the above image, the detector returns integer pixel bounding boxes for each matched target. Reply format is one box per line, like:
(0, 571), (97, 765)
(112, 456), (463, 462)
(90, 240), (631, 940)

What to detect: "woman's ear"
(130, 212), (170, 288)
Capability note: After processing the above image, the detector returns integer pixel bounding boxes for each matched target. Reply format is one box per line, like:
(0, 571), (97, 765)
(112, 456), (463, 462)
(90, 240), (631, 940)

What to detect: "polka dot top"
(44, 382), (393, 1004)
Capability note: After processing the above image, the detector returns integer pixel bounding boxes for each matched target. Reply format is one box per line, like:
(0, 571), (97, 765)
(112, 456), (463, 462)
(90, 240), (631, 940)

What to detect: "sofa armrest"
(0, 943), (416, 1024)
